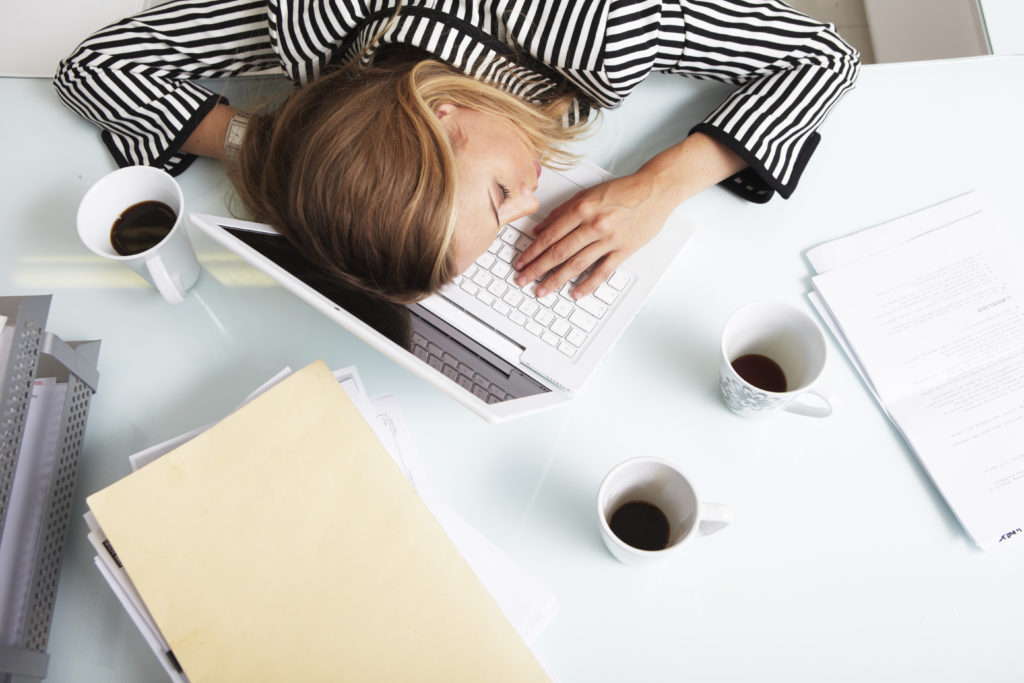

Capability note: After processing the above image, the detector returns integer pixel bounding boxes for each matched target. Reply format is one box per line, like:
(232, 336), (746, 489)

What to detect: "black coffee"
(110, 200), (176, 256)
(609, 500), (671, 551)
(731, 353), (787, 392)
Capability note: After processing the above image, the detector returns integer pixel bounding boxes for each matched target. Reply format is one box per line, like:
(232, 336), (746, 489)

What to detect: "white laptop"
(190, 162), (695, 422)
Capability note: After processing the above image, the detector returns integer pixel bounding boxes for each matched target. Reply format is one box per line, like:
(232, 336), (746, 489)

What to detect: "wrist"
(224, 111), (250, 162)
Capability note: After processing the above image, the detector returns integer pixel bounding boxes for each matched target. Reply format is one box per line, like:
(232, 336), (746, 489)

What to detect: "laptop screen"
(223, 227), (549, 405)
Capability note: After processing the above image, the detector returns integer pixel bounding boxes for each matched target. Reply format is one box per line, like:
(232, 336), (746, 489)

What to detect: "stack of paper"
(85, 361), (555, 681)
(807, 192), (1024, 551)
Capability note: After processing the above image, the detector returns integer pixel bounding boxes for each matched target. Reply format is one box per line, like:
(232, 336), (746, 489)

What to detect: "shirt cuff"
(690, 123), (821, 203)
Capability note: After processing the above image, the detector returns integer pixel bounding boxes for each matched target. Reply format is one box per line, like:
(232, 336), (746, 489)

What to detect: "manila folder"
(86, 360), (550, 682)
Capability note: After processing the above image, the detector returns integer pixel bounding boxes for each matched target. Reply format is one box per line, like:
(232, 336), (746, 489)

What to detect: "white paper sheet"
(809, 192), (1024, 550)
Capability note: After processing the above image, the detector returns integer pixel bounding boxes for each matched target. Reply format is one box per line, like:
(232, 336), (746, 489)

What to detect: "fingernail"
(536, 287), (546, 298)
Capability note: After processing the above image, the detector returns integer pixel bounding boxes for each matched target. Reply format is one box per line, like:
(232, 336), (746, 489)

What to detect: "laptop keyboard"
(411, 334), (512, 404)
(449, 224), (634, 359)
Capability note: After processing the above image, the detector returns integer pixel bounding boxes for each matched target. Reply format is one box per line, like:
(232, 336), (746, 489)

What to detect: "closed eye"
(498, 183), (511, 202)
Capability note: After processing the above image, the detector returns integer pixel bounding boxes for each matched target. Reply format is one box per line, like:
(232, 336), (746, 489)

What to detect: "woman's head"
(233, 58), (587, 304)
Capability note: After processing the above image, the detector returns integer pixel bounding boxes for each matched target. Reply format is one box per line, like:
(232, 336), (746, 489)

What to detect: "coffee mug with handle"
(597, 457), (731, 565)
(77, 166), (200, 304)
(720, 300), (833, 418)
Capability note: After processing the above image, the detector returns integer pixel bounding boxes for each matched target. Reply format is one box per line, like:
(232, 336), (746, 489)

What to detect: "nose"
(513, 183), (539, 220)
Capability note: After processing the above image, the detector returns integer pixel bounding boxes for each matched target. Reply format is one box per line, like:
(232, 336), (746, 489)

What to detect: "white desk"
(2, 56), (1023, 682)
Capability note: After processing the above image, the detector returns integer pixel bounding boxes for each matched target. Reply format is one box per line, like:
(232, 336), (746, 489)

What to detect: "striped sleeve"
(53, 0), (278, 175)
(607, 0), (860, 202)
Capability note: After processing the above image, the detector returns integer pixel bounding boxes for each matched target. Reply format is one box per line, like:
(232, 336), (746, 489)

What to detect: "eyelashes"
(498, 183), (511, 201)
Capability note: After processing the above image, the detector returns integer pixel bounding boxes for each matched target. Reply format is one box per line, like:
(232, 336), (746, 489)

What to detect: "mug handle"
(784, 390), (833, 418)
(146, 254), (185, 305)
(697, 502), (732, 536)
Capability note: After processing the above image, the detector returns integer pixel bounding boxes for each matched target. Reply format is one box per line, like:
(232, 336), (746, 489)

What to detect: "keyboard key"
(477, 252), (496, 269)
(487, 239), (501, 254)
(428, 342), (443, 357)
(541, 331), (559, 346)
(472, 385), (489, 401)
(552, 299), (574, 318)
(473, 372), (490, 386)
(428, 355), (444, 372)
(537, 292), (558, 307)
(458, 362), (475, 376)
(535, 309), (555, 327)
(550, 318), (570, 337)
(567, 328), (587, 347)
(594, 283), (619, 305)
(458, 374), (474, 391)
(442, 352), (459, 367)
(608, 271), (631, 291)
(569, 310), (598, 333)
(519, 299), (539, 317)
(472, 270), (493, 288)
(576, 295), (608, 318)
(525, 321), (544, 336)
(442, 364), (458, 381)
(493, 300), (511, 316)
(487, 280), (508, 297)
(558, 341), (577, 357)
(497, 245), (516, 263)
(491, 261), (511, 279)
(500, 228), (518, 244)
(460, 280), (479, 296)
(503, 290), (524, 307)
(509, 311), (527, 326)
(476, 290), (495, 305)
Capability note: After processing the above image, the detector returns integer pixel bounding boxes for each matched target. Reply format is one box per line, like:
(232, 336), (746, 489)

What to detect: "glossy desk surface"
(2, 57), (1023, 682)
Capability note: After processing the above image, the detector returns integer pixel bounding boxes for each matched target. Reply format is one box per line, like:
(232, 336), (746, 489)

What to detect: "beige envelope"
(87, 360), (550, 682)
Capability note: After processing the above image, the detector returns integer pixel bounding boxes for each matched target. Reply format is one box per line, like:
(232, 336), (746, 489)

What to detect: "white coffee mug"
(597, 457), (731, 565)
(77, 166), (200, 304)
(720, 300), (833, 418)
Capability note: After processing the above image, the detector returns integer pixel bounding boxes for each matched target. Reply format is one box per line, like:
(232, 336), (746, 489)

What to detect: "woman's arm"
(514, 0), (860, 298)
(53, 0), (277, 174)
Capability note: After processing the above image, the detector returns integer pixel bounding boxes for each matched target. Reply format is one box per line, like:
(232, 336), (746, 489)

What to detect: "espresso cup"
(77, 166), (200, 304)
(720, 300), (833, 418)
(597, 457), (731, 565)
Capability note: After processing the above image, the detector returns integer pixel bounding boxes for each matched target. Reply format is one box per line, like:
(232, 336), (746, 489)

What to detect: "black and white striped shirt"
(54, 0), (859, 201)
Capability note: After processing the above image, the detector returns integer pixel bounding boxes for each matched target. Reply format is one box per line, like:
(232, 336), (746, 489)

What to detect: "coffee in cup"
(597, 457), (731, 565)
(77, 166), (200, 305)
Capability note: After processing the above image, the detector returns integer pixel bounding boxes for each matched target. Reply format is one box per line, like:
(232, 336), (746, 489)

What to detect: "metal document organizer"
(0, 295), (100, 682)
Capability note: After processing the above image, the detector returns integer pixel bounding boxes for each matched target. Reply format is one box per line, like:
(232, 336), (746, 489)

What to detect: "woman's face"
(436, 104), (542, 273)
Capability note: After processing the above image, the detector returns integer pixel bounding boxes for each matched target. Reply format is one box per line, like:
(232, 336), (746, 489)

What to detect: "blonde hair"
(232, 56), (590, 304)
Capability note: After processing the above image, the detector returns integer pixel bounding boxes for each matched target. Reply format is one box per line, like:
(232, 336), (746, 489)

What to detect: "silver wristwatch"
(224, 112), (250, 162)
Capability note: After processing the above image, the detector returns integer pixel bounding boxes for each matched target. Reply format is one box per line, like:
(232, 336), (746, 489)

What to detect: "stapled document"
(808, 192), (1024, 550)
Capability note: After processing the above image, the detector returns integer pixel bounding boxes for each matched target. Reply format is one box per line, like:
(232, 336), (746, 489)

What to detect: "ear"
(434, 103), (458, 120)
(434, 103), (464, 147)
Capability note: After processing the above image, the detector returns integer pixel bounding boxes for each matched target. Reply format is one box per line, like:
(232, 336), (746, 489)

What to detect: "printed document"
(808, 193), (1024, 550)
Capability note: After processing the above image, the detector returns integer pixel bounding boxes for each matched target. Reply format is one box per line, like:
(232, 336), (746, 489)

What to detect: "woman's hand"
(514, 132), (747, 299)
(514, 172), (677, 299)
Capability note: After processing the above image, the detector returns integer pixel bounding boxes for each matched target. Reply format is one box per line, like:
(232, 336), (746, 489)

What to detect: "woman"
(55, 0), (859, 304)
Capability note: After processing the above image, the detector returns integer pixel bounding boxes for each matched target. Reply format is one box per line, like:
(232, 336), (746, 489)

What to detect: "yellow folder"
(87, 360), (550, 682)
